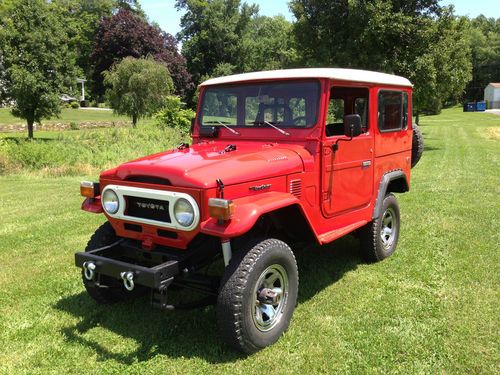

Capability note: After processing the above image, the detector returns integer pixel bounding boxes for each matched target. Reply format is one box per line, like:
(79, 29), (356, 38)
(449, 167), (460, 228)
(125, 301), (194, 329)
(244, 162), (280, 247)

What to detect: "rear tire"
(359, 194), (400, 262)
(217, 238), (298, 353)
(82, 222), (136, 304)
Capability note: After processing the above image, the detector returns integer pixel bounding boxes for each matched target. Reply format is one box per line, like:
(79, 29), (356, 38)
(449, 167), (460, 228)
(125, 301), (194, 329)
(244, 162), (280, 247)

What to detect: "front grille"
(125, 196), (171, 223)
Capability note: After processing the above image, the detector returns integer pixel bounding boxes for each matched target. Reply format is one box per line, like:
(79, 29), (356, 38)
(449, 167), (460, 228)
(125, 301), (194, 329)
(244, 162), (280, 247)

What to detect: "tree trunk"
(132, 114), (137, 128)
(415, 110), (420, 125)
(27, 119), (34, 139)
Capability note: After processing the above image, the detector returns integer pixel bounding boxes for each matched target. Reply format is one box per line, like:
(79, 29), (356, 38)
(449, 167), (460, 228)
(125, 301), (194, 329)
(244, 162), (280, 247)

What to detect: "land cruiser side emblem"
(136, 202), (165, 211)
(249, 184), (272, 191)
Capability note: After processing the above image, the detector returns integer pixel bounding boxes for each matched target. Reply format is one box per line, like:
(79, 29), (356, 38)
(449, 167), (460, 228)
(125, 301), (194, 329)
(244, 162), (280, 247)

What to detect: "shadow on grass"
(54, 236), (361, 363)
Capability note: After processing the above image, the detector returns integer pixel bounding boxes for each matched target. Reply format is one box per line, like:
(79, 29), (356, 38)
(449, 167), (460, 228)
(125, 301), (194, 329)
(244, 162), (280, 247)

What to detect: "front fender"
(199, 191), (300, 238)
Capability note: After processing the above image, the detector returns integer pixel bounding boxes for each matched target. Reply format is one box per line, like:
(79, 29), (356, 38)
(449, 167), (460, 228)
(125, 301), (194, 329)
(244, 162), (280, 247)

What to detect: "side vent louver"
(289, 179), (302, 198)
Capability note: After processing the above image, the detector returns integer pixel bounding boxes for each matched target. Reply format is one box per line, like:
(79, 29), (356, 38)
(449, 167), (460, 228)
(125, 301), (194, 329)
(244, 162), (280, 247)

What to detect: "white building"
(484, 83), (500, 109)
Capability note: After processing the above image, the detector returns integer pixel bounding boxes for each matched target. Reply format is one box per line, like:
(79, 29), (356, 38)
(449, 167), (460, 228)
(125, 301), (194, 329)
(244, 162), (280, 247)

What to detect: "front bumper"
(75, 237), (220, 310)
(75, 240), (181, 309)
(75, 242), (179, 290)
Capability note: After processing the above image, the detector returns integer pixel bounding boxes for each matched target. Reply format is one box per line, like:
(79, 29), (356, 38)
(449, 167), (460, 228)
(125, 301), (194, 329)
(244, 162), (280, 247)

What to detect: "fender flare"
(372, 170), (409, 219)
(199, 191), (311, 239)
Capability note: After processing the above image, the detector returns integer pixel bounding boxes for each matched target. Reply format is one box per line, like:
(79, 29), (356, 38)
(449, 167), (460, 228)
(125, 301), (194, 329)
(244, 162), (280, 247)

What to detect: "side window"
(326, 86), (369, 137)
(378, 91), (403, 132)
(327, 99), (344, 124)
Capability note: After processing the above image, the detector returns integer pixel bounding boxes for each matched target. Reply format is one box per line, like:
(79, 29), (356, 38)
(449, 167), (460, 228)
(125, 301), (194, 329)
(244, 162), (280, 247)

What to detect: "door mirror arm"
(332, 114), (362, 152)
(332, 136), (352, 152)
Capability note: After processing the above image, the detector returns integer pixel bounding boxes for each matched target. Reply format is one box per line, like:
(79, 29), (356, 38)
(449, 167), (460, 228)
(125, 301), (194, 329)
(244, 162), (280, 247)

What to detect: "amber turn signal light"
(208, 198), (235, 221)
(80, 181), (99, 198)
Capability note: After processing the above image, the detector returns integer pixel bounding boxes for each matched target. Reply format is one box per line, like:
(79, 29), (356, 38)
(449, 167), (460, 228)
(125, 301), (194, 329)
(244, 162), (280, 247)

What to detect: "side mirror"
(343, 114), (362, 138)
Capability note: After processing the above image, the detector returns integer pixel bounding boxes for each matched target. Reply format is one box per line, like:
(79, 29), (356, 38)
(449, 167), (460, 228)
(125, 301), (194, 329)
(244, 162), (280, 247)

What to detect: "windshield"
(200, 80), (320, 129)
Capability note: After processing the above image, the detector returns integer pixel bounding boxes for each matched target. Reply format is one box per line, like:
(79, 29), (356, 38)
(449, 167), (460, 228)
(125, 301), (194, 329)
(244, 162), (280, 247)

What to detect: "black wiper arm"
(253, 121), (290, 136)
(204, 120), (240, 135)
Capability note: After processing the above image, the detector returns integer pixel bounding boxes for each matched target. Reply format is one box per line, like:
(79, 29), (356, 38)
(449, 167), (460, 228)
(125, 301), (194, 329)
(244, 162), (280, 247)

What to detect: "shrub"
(70, 101), (80, 109)
(154, 96), (195, 133)
(0, 124), (188, 176)
(69, 122), (79, 130)
(0, 149), (13, 175)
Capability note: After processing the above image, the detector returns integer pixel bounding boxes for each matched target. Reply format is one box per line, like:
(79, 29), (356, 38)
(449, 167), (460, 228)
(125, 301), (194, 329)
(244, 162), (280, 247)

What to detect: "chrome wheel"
(251, 264), (289, 332)
(380, 207), (397, 250)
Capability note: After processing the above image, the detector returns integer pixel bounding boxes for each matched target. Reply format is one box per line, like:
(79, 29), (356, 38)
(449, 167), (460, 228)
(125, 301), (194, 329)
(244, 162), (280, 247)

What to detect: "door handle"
(362, 160), (371, 168)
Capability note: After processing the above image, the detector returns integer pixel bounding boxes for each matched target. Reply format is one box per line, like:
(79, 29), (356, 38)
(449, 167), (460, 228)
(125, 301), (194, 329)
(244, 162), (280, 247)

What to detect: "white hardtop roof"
(201, 68), (413, 88)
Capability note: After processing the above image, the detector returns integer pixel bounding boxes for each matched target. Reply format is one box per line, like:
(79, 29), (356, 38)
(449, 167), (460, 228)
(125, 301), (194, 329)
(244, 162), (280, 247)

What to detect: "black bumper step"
(75, 240), (180, 290)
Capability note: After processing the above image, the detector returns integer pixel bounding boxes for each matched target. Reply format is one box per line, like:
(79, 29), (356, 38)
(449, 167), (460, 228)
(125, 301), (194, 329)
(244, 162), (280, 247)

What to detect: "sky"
(142, 0), (500, 38)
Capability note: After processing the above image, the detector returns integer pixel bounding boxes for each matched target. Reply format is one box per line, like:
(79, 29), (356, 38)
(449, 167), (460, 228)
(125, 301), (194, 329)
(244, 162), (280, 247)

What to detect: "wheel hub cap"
(380, 207), (396, 250)
(252, 264), (288, 332)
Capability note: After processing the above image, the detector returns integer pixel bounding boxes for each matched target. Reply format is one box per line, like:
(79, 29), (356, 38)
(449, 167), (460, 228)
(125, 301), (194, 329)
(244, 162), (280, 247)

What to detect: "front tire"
(360, 194), (400, 262)
(83, 222), (136, 304)
(217, 238), (298, 354)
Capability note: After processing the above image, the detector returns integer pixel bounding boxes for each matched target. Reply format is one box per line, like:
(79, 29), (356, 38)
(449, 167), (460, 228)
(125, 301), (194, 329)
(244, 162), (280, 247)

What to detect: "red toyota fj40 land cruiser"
(76, 68), (423, 353)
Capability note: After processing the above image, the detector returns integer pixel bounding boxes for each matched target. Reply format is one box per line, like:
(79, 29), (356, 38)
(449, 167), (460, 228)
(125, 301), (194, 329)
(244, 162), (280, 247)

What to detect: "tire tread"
(217, 238), (297, 354)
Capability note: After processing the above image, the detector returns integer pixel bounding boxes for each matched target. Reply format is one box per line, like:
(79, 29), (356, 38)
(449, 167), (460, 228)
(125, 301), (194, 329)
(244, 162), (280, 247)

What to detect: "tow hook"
(82, 261), (96, 281)
(120, 271), (135, 291)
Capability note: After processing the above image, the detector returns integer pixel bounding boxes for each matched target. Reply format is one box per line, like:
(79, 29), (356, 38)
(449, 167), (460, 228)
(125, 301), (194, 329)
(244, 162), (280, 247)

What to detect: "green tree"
(0, 0), (77, 139)
(176, 0), (258, 83)
(50, 0), (116, 83)
(241, 15), (299, 72)
(104, 57), (174, 127)
(290, 0), (472, 114)
(465, 16), (500, 100)
(193, 62), (236, 104)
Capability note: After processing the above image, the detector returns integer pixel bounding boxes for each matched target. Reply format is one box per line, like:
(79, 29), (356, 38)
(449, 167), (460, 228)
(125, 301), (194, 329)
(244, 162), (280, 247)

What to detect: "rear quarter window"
(378, 90), (408, 132)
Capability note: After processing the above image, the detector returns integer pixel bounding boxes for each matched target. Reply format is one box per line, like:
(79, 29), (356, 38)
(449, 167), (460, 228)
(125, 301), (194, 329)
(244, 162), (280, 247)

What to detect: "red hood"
(104, 141), (307, 188)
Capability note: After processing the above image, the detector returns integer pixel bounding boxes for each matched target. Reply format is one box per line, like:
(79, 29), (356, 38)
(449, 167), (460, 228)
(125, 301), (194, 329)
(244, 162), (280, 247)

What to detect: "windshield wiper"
(253, 121), (290, 136)
(204, 120), (240, 135)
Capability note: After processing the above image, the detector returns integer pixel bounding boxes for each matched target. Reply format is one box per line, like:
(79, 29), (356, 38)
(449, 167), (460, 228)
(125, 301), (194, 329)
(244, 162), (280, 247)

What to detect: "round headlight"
(102, 189), (119, 214)
(174, 198), (194, 227)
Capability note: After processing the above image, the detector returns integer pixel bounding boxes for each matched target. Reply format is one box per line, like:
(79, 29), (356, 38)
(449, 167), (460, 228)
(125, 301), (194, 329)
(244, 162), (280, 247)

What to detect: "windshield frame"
(198, 79), (322, 129)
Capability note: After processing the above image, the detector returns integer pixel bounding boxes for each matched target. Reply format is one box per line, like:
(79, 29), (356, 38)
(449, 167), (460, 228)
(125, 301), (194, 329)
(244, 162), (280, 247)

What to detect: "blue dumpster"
(463, 102), (475, 112)
(475, 101), (486, 111)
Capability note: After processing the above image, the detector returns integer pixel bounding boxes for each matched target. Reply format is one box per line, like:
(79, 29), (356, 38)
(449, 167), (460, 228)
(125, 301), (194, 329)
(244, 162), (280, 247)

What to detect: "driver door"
(321, 86), (374, 218)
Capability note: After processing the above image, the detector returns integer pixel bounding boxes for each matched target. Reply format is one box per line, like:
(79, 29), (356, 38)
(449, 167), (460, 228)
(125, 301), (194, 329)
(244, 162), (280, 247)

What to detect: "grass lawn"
(0, 107), (129, 126)
(0, 108), (498, 374)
